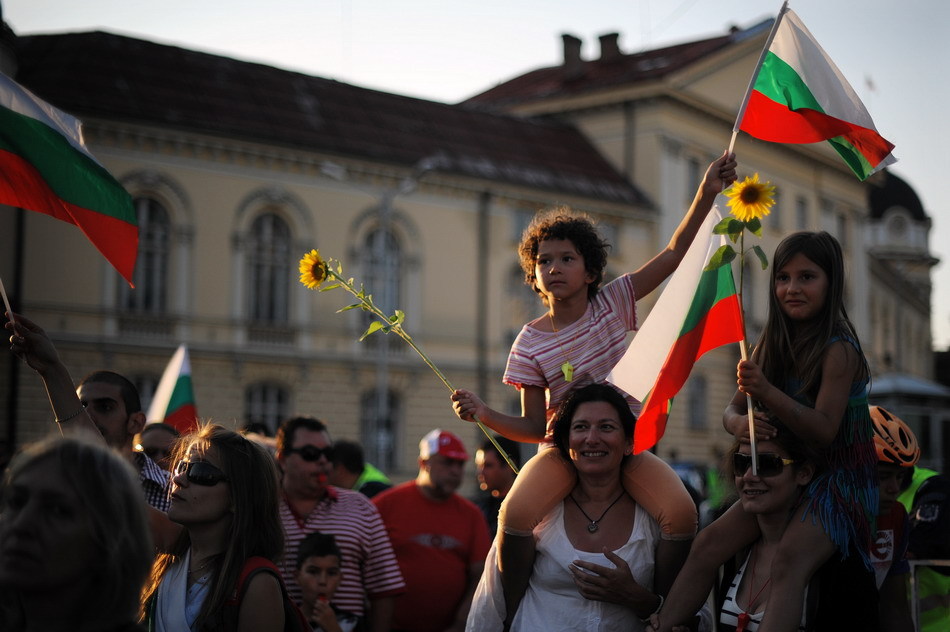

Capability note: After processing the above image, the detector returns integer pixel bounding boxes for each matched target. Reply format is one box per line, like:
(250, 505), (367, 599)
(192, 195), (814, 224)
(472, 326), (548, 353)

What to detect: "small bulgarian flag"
(736, 4), (896, 180)
(0, 72), (138, 284)
(147, 344), (199, 433)
(609, 204), (744, 452)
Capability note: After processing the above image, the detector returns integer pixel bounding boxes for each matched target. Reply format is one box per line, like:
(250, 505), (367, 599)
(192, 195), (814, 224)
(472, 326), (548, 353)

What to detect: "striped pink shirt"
(278, 487), (405, 616)
(503, 273), (642, 439)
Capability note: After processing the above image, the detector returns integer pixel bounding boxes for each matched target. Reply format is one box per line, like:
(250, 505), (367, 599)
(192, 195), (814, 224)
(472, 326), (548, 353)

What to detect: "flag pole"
(728, 0), (789, 475)
(0, 275), (14, 326)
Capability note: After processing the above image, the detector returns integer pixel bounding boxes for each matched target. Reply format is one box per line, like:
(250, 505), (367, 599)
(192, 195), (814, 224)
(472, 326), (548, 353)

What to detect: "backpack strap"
(224, 556), (311, 632)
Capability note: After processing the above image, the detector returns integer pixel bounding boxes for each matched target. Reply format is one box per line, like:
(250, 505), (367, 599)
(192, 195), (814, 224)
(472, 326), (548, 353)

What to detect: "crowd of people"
(2, 151), (949, 631)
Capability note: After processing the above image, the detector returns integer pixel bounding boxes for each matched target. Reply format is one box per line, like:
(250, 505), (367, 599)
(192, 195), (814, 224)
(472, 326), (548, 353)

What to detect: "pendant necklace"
(568, 490), (625, 533)
(736, 545), (772, 632)
(549, 311), (585, 382)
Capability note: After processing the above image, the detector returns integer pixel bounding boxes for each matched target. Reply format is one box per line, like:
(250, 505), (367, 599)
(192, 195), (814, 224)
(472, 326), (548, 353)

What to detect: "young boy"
(296, 532), (359, 632)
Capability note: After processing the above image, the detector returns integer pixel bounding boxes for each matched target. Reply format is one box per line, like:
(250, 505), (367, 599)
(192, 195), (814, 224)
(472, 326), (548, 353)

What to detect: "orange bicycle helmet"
(870, 405), (920, 467)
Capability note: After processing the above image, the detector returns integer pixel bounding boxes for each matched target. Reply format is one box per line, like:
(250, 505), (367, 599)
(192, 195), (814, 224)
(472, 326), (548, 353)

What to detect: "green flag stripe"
(0, 106), (135, 223)
(166, 376), (195, 413)
(753, 51), (825, 115)
(680, 264), (736, 335)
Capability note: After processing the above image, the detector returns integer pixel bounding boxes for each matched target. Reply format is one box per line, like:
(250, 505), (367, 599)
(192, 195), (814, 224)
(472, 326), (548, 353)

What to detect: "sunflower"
(299, 249), (327, 289)
(725, 173), (776, 223)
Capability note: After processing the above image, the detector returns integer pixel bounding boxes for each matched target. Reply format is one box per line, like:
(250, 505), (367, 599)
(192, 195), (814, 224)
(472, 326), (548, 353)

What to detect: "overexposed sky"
(6, 0), (950, 347)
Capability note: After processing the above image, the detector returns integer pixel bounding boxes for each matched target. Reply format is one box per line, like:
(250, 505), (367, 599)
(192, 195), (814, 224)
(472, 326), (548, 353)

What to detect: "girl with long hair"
(142, 424), (288, 631)
(654, 231), (878, 632)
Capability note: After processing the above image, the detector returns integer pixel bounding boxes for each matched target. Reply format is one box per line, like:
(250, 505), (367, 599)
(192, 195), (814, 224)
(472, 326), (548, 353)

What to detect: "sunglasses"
(175, 460), (230, 486)
(732, 452), (797, 478)
(285, 445), (335, 462)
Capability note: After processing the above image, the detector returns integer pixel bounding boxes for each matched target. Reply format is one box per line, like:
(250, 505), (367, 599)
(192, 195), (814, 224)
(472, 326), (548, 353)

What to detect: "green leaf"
(337, 303), (363, 312)
(320, 283), (341, 291)
(746, 217), (763, 237)
(712, 218), (733, 234)
(703, 245), (737, 271)
(752, 245), (769, 270)
(390, 310), (406, 325)
(359, 321), (385, 341)
(713, 218), (744, 239)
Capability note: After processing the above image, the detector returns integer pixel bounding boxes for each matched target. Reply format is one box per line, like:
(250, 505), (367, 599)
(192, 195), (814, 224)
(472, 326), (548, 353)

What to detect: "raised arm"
(6, 312), (101, 437)
(630, 151), (737, 299)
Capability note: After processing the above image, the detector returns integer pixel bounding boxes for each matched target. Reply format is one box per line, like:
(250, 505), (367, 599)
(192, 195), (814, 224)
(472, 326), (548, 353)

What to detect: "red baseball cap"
(419, 429), (469, 461)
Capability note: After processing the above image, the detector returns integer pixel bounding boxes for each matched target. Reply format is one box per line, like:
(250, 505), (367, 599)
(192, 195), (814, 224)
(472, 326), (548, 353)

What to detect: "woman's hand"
(724, 406), (775, 443)
(570, 550), (655, 614)
(451, 388), (487, 423)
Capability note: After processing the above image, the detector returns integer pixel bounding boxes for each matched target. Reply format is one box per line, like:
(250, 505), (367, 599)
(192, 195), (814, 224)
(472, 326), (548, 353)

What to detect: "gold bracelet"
(55, 403), (87, 424)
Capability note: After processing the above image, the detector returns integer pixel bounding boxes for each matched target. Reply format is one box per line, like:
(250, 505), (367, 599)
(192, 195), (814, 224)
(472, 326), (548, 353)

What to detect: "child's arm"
(452, 385), (547, 442)
(736, 340), (861, 448)
(629, 151), (737, 300)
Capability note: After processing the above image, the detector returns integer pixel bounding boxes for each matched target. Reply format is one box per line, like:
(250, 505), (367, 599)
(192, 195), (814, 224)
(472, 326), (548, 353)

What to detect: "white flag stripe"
(146, 344), (190, 423)
(608, 202), (727, 400)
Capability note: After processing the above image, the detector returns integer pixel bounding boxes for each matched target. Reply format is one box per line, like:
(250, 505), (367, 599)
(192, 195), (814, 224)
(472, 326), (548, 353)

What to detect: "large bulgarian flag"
(609, 204), (744, 452)
(147, 344), (199, 433)
(0, 72), (138, 284)
(737, 4), (895, 180)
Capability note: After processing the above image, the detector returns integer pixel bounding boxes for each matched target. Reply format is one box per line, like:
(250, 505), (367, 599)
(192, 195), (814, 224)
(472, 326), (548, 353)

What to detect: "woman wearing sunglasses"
(654, 421), (880, 632)
(141, 424), (290, 631)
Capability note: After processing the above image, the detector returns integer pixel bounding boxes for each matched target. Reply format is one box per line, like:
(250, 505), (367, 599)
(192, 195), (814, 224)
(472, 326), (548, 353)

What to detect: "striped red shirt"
(278, 487), (405, 616)
(503, 273), (641, 440)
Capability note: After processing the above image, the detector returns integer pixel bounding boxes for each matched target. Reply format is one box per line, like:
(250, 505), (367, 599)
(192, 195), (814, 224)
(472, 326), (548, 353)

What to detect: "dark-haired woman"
(468, 383), (690, 631)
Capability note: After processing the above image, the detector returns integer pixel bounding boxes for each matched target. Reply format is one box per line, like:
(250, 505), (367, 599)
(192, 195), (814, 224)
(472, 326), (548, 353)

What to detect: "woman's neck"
(573, 474), (624, 502)
(755, 510), (792, 545)
(187, 524), (228, 565)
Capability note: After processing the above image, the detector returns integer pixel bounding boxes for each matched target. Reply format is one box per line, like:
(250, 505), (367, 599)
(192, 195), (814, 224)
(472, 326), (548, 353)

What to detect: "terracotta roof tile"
(14, 31), (649, 207)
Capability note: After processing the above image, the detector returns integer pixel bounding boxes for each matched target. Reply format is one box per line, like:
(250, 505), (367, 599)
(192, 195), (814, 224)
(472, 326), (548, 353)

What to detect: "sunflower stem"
(319, 263), (520, 473)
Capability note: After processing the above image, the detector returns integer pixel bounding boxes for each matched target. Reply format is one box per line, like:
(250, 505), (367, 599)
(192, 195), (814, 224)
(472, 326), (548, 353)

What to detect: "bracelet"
(55, 402), (87, 424)
(641, 593), (664, 623)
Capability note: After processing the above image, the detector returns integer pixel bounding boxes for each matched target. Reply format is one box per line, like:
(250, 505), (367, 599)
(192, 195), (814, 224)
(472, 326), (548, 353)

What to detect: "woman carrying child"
(653, 231), (878, 632)
(452, 151), (737, 627)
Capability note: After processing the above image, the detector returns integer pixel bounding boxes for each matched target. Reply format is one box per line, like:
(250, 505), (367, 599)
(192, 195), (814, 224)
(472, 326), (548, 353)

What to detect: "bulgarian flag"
(0, 72), (138, 284)
(736, 3), (895, 180)
(609, 204), (744, 452)
(147, 344), (199, 433)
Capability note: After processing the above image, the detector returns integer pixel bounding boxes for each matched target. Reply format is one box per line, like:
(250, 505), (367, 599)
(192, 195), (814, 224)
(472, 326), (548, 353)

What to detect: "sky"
(6, 0), (950, 347)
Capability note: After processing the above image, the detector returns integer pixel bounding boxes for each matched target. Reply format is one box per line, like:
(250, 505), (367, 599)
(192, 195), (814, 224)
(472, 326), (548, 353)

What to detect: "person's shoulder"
(371, 481), (415, 509)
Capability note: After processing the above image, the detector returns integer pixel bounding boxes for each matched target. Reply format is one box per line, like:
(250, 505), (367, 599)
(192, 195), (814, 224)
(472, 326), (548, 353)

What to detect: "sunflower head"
(299, 249), (328, 289)
(725, 173), (776, 223)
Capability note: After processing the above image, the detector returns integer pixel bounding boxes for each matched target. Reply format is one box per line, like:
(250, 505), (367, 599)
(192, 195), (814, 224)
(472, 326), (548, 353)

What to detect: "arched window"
(360, 388), (401, 472)
(247, 212), (292, 324)
(245, 382), (289, 436)
(687, 374), (708, 430)
(121, 197), (170, 313)
(359, 227), (402, 344)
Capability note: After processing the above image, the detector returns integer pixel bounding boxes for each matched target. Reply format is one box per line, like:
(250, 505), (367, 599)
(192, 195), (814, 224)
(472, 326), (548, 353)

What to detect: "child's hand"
(451, 389), (487, 423)
(736, 359), (773, 401)
(701, 151), (738, 196)
(309, 597), (343, 632)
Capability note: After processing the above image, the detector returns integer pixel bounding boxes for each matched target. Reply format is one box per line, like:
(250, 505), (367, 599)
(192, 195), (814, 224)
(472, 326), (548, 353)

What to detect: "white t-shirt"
(467, 500), (659, 632)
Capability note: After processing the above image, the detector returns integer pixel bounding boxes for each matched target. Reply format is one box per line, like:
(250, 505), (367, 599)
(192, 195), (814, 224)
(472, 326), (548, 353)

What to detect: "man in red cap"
(374, 429), (491, 632)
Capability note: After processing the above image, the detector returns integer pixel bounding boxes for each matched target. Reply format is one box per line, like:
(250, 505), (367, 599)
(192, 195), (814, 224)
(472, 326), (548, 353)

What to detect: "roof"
(867, 169), (927, 221)
(464, 19), (772, 110)
(14, 31), (649, 207)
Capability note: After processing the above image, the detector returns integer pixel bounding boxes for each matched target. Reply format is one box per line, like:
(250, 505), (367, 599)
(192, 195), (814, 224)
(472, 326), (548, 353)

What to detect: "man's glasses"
(175, 460), (229, 486)
(732, 452), (797, 478)
(285, 445), (335, 462)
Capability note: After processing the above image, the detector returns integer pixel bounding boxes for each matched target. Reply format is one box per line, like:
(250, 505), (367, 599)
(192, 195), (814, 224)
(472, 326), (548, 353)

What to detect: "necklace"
(568, 490), (625, 533)
(549, 312), (585, 382)
(736, 545), (771, 632)
(188, 555), (216, 577)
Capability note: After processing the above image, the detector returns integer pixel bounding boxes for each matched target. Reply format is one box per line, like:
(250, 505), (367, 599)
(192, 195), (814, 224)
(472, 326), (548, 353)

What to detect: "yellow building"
(1, 18), (939, 477)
